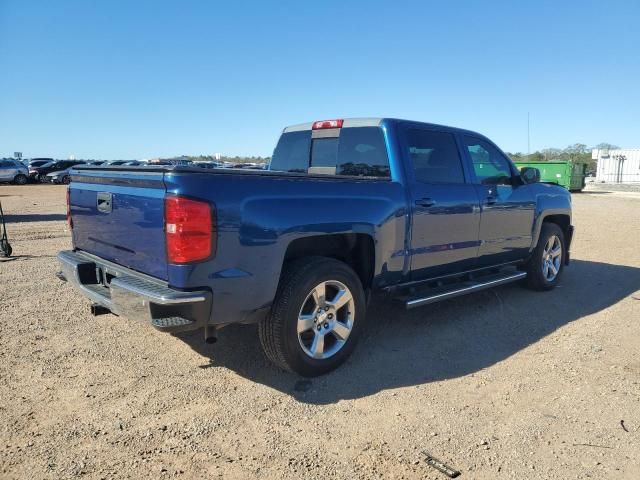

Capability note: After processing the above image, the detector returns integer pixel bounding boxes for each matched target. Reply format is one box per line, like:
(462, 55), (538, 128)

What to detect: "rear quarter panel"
(163, 172), (407, 324)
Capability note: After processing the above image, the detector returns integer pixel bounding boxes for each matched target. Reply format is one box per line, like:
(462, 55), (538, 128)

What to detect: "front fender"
(529, 185), (572, 250)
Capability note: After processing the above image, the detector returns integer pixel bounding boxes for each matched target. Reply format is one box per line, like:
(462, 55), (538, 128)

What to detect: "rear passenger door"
(401, 126), (481, 280)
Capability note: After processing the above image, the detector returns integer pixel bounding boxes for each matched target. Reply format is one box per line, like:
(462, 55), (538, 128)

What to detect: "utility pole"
(527, 112), (531, 155)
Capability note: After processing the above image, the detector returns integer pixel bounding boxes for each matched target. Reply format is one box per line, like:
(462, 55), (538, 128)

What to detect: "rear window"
(311, 137), (339, 168)
(270, 130), (311, 173)
(270, 127), (390, 178)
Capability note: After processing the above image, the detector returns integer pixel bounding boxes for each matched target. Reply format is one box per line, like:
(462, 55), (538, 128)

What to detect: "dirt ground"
(1, 183), (639, 480)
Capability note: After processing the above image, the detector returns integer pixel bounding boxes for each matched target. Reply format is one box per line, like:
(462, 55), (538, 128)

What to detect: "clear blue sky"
(1, 0), (639, 159)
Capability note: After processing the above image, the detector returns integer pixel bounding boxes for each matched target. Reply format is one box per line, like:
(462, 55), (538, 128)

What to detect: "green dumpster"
(514, 160), (586, 192)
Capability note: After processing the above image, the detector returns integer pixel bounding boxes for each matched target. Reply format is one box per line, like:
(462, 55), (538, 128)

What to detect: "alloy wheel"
(297, 280), (355, 360)
(542, 235), (562, 281)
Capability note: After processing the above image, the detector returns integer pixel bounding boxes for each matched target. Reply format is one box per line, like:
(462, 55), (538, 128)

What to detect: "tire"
(259, 256), (366, 376)
(525, 223), (565, 291)
(62, 175), (71, 185)
(13, 174), (28, 185)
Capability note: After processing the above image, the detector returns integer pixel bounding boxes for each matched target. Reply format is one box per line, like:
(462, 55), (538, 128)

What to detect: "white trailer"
(593, 148), (640, 184)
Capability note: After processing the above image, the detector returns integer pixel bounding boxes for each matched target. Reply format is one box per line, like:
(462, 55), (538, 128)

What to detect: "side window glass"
(462, 136), (513, 185)
(337, 127), (390, 177)
(406, 129), (465, 184)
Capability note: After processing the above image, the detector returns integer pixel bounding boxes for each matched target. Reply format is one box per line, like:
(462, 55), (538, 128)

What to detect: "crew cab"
(57, 118), (573, 376)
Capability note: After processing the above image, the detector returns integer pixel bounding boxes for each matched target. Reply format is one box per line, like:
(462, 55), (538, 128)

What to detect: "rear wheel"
(526, 223), (565, 291)
(259, 257), (366, 376)
(13, 174), (27, 185)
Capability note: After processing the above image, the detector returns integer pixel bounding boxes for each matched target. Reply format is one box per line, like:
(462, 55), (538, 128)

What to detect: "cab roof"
(282, 117), (488, 140)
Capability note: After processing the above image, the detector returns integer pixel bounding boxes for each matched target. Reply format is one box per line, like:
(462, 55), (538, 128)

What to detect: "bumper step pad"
(151, 316), (195, 329)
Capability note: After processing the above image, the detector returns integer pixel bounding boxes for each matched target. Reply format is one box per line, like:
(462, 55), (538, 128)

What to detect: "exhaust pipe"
(204, 324), (217, 344)
(90, 303), (111, 316)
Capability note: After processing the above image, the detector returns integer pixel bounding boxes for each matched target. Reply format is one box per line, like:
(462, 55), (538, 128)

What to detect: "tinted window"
(0, 161), (11, 167)
(337, 127), (390, 177)
(462, 136), (513, 185)
(270, 130), (311, 173)
(271, 127), (390, 177)
(311, 138), (339, 168)
(309, 128), (391, 177)
(406, 129), (465, 184)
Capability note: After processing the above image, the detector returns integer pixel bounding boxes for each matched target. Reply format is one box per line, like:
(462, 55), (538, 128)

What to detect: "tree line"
(507, 143), (619, 171)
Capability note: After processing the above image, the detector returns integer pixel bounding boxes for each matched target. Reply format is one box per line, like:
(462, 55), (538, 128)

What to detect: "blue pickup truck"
(58, 118), (573, 376)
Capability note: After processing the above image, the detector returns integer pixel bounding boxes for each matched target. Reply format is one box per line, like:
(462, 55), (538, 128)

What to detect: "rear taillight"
(165, 196), (214, 263)
(66, 187), (72, 228)
(312, 119), (344, 130)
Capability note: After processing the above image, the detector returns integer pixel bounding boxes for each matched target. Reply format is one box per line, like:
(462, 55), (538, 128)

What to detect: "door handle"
(415, 198), (436, 207)
(486, 195), (497, 205)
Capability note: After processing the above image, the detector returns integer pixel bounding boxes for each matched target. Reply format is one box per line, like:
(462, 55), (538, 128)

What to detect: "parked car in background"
(26, 159), (55, 179)
(45, 163), (87, 184)
(29, 160), (84, 182)
(58, 117), (573, 376)
(0, 159), (29, 184)
(28, 158), (55, 167)
(195, 162), (221, 169)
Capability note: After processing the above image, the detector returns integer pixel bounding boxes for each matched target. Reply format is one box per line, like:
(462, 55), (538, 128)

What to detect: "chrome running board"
(403, 271), (527, 309)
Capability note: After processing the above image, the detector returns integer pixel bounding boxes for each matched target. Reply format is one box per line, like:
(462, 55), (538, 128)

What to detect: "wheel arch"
(530, 209), (571, 252)
(282, 233), (375, 291)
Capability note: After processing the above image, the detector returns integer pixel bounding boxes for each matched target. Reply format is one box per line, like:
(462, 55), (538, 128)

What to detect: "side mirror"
(520, 167), (540, 184)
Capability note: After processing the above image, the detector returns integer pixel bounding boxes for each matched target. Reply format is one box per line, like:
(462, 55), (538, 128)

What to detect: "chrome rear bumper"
(57, 250), (212, 332)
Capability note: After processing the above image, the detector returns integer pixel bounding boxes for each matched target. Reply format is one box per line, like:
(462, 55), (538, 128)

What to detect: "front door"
(459, 135), (536, 266)
(402, 126), (481, 280)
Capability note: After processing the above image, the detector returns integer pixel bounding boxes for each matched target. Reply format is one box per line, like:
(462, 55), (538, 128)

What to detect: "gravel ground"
(1, 184), (639, 479)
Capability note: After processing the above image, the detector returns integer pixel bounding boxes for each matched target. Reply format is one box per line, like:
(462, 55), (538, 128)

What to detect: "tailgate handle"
(97, 192), (113, 213)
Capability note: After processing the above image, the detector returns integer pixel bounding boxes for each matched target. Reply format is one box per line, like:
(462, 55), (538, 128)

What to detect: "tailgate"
(69, 168), (168, 280)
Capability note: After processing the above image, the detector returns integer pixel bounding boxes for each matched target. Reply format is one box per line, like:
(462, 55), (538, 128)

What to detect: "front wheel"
(14, 174), (28, 185)
(259, 257), (366, 376)
(526, 223), (565, 291)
